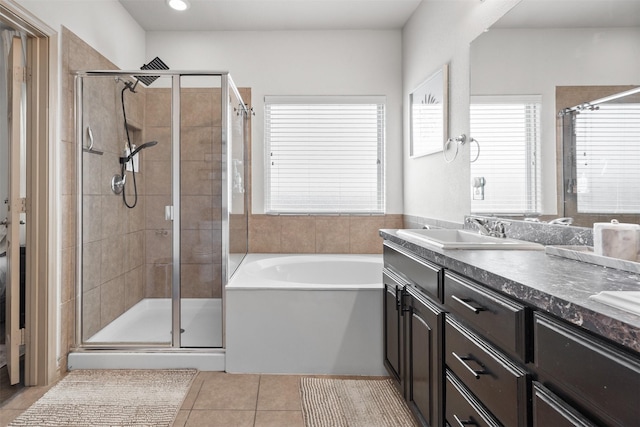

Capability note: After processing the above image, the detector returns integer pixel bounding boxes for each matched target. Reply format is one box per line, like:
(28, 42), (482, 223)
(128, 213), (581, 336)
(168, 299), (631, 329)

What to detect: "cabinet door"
(407, 288), (443, 427)
(384, 273), (403, 385)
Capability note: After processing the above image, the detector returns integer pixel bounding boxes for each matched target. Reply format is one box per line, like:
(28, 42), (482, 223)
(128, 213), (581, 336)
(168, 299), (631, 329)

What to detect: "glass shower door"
(79, 74), (174, 346)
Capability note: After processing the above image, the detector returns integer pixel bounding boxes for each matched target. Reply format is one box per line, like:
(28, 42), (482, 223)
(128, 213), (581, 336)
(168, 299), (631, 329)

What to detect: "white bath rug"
(9, 369), (197, 426)
(300, 377), (418, 427)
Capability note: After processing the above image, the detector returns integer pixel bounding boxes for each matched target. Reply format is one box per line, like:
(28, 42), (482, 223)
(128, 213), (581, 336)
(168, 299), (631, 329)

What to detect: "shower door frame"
(74, 70), (248, 351)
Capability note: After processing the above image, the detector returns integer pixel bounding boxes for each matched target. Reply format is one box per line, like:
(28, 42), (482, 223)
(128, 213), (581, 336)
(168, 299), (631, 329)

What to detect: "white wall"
(15, 0), (145, 69)
(471, 27), (640, 215)
(146, 30), (404, 214)
(402, 0), (520, 223)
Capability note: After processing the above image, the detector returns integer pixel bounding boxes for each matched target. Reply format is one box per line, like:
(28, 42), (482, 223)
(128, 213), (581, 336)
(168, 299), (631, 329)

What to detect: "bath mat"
(9, 369), (197, 426)
(300, 377), (418, 427)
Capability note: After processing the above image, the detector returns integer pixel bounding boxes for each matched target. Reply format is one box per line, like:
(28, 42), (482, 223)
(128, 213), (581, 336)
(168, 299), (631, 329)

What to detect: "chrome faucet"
(466, 217), (510, 238)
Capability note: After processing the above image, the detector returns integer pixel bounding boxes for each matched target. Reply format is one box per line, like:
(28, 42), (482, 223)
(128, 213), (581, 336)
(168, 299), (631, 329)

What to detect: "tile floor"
(0, 372), (401, 427)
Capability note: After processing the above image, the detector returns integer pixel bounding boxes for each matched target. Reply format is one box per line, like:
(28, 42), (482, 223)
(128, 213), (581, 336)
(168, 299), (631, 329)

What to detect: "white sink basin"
(589, 291), (640, 316)
(396, 229), (544, 250)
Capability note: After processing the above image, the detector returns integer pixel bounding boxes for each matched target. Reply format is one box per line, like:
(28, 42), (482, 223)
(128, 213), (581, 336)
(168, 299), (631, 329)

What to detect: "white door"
(6, 35), (24, 385)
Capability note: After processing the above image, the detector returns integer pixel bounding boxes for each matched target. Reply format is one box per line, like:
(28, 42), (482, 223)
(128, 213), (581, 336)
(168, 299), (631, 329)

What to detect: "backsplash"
(402, 214), (593, 247)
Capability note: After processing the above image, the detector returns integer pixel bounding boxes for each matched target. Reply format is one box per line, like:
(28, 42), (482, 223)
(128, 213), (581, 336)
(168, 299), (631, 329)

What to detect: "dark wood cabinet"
(383, 242), (444, 427)
(407, 287), (444, 427)
(532, 381), (596, 427)
(534, 312), (640, 426)
(382, 236), (640, 427)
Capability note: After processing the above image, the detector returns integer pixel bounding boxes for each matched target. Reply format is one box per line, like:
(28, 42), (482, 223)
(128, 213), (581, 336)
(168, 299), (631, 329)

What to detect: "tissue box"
(593, 220), (640, 262)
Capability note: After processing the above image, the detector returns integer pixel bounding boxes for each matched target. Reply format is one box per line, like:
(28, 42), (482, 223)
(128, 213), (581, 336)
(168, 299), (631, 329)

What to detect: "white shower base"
(86, 298), (221, 347)
(68, 298), (225, 371)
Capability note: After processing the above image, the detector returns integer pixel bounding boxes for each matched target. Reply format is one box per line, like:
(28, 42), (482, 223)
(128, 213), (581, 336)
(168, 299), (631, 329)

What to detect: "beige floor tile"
(193, 373), (260, 410)
(172, 409), (190, 427)
(1, 385), (50, 410)
(257, 375), (302, 411)
(181, 373), (205, 410)
(0, 409), (24, 427)
(254, 410), (305, 427)
(185, 409), (255, 427)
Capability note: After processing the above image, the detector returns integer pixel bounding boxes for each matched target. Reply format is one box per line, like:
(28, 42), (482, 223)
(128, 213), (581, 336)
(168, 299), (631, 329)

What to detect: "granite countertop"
(380, 229), (640, 355)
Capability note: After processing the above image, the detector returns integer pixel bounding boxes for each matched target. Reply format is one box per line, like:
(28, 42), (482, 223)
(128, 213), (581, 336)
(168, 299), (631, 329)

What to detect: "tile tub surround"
(380, 229), (640, 354)
(249, 214), (403, 254)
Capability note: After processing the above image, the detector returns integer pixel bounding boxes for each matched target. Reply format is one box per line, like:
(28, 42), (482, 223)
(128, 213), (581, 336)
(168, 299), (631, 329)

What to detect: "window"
(470, 95), (541, 214)
(574, 103), (640, 213)
(264, 96), (385, 214)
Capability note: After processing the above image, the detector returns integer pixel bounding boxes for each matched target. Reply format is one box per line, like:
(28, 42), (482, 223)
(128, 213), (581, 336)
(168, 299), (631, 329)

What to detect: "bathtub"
(225, 253), (385, 375)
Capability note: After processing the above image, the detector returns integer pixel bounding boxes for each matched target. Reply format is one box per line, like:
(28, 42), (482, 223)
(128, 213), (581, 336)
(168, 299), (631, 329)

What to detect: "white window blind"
(264, 96), (385, 214)
(470, 95), (541, 214)
(575, 103), (640, 213)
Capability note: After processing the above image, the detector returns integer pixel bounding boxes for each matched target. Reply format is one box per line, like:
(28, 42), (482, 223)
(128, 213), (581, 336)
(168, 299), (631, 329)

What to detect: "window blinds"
(575, 103), (640, 213)
(264, 96), (385, 214)
(470, 95), (541, 214)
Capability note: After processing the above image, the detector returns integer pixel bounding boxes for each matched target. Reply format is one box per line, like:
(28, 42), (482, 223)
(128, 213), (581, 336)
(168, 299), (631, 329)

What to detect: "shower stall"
(69, 70), (249, 370)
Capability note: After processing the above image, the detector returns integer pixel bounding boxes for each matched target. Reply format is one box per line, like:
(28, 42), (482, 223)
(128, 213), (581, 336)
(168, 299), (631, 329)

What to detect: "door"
(6, 35), (24, 385)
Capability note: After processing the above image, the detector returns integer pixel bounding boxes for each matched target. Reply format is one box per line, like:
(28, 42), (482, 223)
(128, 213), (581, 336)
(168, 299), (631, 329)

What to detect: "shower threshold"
(87, 298), (222, 347)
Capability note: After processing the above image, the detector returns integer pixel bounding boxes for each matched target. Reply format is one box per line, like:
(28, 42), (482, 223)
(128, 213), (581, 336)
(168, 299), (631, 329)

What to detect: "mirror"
(469, 0), (640, 227)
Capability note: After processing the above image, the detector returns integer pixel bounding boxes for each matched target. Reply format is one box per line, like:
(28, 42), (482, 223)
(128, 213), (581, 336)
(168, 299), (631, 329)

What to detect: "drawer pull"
(452, 352), (487, 379)
(451, 294), (486, 314)
(453, 414), (478, 426)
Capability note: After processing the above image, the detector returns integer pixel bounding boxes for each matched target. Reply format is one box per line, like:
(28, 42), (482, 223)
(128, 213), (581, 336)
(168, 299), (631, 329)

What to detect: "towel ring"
(443, 134), (466, 163)
(470, 137), (480, 163)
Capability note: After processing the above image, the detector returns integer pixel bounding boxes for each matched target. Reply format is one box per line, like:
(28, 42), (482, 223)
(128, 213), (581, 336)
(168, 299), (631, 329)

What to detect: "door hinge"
(19, 198), (26, 213)
(20, 328), (25, 346)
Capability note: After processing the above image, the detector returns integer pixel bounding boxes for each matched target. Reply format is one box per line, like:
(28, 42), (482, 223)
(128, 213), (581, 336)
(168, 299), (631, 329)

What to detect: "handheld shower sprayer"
(119, 140), (158, 164)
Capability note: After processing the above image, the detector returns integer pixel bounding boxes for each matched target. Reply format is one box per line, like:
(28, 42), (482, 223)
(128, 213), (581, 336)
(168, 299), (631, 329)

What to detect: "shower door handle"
(165, 206), (174, 221)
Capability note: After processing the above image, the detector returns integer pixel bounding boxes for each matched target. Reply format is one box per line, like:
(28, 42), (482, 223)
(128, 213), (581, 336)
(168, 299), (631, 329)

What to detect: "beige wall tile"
(181, 161), (214, 196)
(100, 275), (125, 327)
(182, 90), (214, 128)
(125, 266), (145, 310)
(181, 195), (216, 231)
(145, 262), (172, 298)
(145, 89), (171, 127)
(384, 214), (404, 229)
(144, 195), (172, 231)
(248, 215), (282, 253)
(145, 229), (172, 264)
(100, 235), (125, 283)
(315, 216), (351, 253)
(82, 240), (102, 291)
(82, 286), (101, 340)
(145, 160), (172, 195)
(349, 216), (385, 254)
(181, 126), (214, 161)
(125, 230), (145, 271)
(143, 126), (171, 161)
(181, 264), (215, 298)
(280, 216), (316, 253)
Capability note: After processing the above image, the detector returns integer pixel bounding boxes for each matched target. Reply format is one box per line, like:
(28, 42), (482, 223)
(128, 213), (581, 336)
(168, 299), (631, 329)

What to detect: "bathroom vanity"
(380, 229), (640, 427)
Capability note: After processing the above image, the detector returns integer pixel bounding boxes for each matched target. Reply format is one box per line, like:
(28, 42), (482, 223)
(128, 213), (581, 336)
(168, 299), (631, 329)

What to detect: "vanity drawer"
(532, 382), (596, 427)
(445, 370), (501, 427)
(384, 243), (442, 301)
(534, 312), (640, 427)
(444, 271), (529, 362)
(445, 316), (529, 427)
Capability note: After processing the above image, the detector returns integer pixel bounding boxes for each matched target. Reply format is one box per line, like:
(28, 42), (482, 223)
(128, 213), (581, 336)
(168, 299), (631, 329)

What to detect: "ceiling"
(493, 0), (640, 29)
(117, 0), (424, 31)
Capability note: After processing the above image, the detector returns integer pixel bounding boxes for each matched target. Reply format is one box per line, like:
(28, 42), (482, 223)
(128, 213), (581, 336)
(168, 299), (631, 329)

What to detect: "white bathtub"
(225, 253), (385, 375)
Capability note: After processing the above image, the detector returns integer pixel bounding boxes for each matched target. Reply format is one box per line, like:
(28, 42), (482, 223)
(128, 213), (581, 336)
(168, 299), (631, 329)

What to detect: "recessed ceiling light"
(167, 0), (190, 11)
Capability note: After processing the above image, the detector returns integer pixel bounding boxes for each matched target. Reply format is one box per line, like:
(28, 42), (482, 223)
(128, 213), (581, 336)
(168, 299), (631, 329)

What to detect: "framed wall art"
(410, 63), (449, 157)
